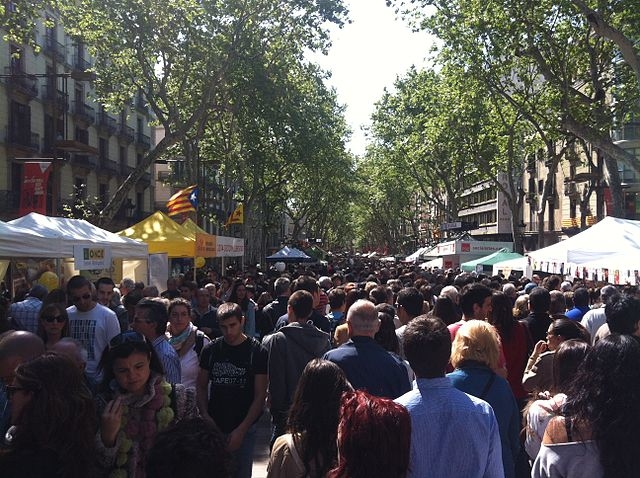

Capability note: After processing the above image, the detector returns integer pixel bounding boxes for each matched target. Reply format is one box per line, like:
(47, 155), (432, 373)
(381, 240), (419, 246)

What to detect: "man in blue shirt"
(394, 316), (505, 478)
(324, 299), (410, 399)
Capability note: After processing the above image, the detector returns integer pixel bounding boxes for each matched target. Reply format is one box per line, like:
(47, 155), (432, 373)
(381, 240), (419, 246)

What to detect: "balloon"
(274, 262), (285, 272)
(195, 257), (205, 268)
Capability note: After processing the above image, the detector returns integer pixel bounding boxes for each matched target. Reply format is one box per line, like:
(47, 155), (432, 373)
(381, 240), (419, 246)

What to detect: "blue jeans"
(228, 424), (257, 478)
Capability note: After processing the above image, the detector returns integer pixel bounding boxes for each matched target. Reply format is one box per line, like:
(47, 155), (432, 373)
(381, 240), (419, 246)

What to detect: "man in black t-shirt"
(197, 302), (268, 478)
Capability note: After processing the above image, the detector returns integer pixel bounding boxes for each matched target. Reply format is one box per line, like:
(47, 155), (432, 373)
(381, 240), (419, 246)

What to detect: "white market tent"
(0, 220), (62, 257)
(492, 256), (532, 278)
(527, 217), (640, 275)
(404, 246), (430, 263)
(8, 212), (148, 258)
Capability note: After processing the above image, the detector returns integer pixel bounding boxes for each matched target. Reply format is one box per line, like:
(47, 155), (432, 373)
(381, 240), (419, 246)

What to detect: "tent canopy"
(461, 248), (523, 272)
(8, 212), (148, 259)
(266, 246), (314, 263)
(405, 246), (430, 263)
(118, 211), (195, 257)
(0, 220), (62, 257)
(528, 217), (640, 270)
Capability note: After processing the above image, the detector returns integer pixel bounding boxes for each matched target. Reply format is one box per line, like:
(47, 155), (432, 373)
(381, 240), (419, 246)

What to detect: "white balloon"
(275, 262), (286, 272)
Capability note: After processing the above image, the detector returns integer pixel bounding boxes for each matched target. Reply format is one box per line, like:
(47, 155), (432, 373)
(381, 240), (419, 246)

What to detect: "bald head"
(50, 337), (88, 372)
(0, 331), (45, 383)
(347, 299), (380, 337)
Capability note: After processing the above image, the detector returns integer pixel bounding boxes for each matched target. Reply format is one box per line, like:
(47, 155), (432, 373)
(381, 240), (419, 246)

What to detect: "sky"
(309, 0), (437, 156)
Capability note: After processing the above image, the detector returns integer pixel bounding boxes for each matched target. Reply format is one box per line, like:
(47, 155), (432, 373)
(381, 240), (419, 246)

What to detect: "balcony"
(120, 163), (134, 178)
(41, 84), (68, 112)
(3, 67), (38, 100)
(612, 123), (640, 142)
(157, 170), (172, 182)
(43, 36), (66, 63)
(72, 101), (95, 126)
(136, 132), (151, 150)
(116, 124), (135, 144)
(70, 154), (98, 170)
(100, 155), (119, 175)
(73, 54), (91, 73)
(95, 111), (117, 135)
(6, 126), (40, 152)
(140, 171), (152, 187)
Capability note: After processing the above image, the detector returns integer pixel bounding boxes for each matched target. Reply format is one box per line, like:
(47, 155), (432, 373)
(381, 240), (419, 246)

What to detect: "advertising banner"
(19, 162), (51, 215)
(73, 245), (112, 270)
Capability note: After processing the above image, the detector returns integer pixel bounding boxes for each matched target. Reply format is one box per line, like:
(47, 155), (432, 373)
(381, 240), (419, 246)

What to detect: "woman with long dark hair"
(229, 280), (257, 339)
(523, 317), (590, 394)
(36, 303), (69, 349)
(328, 390), (411, 478)
(0, 353), (96, 477)
(267, 359), (352, 478)
(487, 291), (531, 407)
(533, 334), (640, 477)
(525, 339), (590, 460)
(96, 331), (198, 478)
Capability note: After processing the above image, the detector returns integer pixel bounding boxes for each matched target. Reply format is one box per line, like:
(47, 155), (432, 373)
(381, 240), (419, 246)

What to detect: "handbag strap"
(479, 372), (496, 400)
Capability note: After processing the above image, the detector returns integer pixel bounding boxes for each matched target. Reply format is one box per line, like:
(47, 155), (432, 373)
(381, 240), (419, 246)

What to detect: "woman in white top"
(533, 334), (640, 477)
(167, 298), (210, 389)
(525, 339), (590, 460)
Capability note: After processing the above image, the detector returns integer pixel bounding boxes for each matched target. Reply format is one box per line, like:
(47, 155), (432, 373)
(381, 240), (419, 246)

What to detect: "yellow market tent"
(118, 211), (196, 257)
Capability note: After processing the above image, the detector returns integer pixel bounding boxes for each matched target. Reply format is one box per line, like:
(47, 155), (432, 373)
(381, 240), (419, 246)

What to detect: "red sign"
(461, 242), (471, 252)
(19, 162), (51, 215)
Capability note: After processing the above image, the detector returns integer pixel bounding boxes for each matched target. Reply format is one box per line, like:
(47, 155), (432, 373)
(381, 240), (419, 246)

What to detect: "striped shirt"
(152, 335), (182, 384)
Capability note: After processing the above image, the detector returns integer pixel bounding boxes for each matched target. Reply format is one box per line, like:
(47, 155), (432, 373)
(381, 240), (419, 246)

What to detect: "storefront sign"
(74, 245), (112, 270)
(215, 236), (244, 257)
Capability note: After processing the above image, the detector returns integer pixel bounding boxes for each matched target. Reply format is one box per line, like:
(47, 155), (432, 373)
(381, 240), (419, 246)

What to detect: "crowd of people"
(1, 261), (640, 477)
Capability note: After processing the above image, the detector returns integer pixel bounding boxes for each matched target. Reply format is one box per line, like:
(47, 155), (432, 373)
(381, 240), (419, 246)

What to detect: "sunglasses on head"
(42, 315), (66, 323)
(72, 293), (92, 303)
(5, 385), (37, 399)
(109, 330), (146, 349)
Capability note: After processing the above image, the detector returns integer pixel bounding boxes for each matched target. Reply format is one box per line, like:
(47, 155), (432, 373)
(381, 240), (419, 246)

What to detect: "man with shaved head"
(0, 330), (45, 434)
(324, 299), (411, 399)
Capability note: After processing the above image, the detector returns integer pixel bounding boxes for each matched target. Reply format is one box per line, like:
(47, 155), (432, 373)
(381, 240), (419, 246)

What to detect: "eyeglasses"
(42, 315), (66, 323)
(72, 293), (92, 303)
(109, 330), (146, 349)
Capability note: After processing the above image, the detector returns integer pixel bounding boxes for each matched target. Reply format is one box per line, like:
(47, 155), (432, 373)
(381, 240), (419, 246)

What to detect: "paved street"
(252, 412), (271, 478)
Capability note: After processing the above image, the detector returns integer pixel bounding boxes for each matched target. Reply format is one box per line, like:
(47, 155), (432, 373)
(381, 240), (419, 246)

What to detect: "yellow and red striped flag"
(224, 203), (244, 226)
(166, 185), (198, 216)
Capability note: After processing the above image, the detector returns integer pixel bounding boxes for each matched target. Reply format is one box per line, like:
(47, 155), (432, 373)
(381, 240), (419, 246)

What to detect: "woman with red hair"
(329, 390), (411, 478)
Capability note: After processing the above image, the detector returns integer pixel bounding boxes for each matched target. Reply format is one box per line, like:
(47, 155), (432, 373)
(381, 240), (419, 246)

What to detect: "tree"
(59, 0), (349, 227)
(390, 0), (640, 218)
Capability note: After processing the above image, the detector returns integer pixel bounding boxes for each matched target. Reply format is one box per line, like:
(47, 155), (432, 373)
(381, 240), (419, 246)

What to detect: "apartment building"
(0, 9), (154, 230)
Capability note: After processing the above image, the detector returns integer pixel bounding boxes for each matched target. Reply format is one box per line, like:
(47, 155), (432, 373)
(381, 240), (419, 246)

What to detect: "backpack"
(195, 329), (206, 356)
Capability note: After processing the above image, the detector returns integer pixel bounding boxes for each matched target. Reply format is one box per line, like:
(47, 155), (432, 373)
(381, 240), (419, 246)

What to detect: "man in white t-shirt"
(66, 275), (120, 381)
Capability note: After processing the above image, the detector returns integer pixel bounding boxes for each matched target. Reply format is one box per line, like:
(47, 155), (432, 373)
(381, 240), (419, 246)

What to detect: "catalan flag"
(166, 185), (198, 216)
(225, 203), (244, 226)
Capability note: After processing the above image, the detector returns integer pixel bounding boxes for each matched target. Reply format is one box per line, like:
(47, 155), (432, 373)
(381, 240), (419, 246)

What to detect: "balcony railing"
(135, 95), (148, 113)
(100, 156), (119, 174)
(3, 66), (38, 99)
(117, 124), (135, 143)
(71, 154), (98, 169)
(6, 126), (40, 150)
(41, 84), (68, 111)
(612, 123), (640, 141)
(96, 111), (117, 135)
(73, 54), (91, 72)
(120, 163), (134, 177)
(72, 101), (95, 124)
(43, 36), (66, 63)
(136, 132), (151, 150)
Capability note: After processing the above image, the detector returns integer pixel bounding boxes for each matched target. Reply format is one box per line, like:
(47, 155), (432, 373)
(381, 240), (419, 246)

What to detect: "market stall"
(461, 248), (524, 273)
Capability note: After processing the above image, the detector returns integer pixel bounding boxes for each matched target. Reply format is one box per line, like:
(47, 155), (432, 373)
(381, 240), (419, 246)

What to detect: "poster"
(19, 162), (51, 215)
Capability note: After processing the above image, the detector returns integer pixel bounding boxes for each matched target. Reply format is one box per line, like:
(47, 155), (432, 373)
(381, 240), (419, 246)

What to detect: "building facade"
(0, 9), (155, 230)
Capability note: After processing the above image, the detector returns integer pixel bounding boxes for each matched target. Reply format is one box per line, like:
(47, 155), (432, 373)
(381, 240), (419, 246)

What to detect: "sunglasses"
(72, 293), (92, 303)
(42, 315), (66, 323)
(5, 385), (32, 399)
(109, 330), (146, 349)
